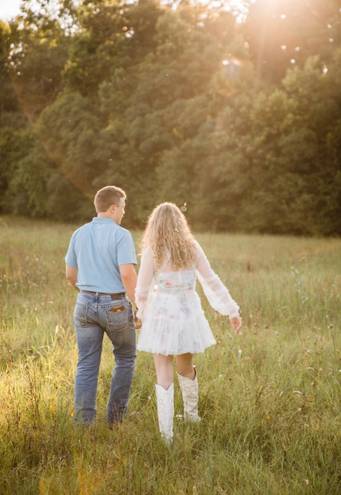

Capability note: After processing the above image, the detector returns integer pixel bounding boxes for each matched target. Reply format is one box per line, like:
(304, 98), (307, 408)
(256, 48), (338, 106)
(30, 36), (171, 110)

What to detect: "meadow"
(0, 216), (340, 495)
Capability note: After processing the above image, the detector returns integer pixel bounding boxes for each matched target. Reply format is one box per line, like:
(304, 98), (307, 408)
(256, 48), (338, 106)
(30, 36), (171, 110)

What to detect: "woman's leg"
(175, 353), (200, 422)
(153, 354), (174, 442)
(175, 353), (195, 379)
(153, 354), (174, 389)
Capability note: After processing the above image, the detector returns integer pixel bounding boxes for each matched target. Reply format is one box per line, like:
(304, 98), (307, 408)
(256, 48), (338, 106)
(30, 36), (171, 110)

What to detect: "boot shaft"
(155, 383), (174, 443)
(177, 370), (201, 423)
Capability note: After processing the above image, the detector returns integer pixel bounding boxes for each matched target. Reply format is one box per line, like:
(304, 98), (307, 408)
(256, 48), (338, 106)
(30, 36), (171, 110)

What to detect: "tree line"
(0, 0), (340, 234)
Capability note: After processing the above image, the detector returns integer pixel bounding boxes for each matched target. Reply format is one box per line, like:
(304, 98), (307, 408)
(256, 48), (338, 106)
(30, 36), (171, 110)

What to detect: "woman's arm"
(135, 247), (155, 319)
(195, 241), (241, 320)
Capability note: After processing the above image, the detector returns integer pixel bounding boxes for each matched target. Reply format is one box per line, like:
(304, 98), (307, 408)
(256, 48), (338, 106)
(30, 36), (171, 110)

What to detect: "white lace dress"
(135, 242), (240, 356)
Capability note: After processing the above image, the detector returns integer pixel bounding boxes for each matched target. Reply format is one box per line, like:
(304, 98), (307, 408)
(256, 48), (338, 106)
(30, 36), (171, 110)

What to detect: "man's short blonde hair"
(94, 186), (126, 213)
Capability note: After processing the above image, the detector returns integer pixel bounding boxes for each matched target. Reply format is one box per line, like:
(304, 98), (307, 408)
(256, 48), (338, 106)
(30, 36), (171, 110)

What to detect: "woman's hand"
(134, 316), (142, 330)
(133, 308), (142, 330)
(229, 315), (242, 334)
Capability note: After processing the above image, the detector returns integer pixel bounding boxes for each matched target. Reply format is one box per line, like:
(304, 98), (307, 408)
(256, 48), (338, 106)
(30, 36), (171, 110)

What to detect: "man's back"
(65, 217), (136, 293)
(65, 185), (137, 425)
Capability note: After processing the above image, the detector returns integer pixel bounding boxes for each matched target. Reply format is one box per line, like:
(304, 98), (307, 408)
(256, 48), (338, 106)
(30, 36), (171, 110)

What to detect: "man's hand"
(134, 311), (142, 330)
(229, 315), (242, 335)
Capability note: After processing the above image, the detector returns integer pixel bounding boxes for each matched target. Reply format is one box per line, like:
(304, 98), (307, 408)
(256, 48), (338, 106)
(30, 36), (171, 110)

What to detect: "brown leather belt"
(81, 291), (126, 300)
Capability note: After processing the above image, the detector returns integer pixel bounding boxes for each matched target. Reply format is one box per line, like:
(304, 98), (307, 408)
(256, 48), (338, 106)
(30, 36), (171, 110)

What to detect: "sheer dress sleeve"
(195, 242), (240, 317)
(135, 247), (155, 320)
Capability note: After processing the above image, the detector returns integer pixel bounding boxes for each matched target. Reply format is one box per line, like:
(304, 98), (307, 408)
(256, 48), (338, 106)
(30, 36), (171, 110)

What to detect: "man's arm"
(119, 264), (137, 304)
(66, 264), (78, 289)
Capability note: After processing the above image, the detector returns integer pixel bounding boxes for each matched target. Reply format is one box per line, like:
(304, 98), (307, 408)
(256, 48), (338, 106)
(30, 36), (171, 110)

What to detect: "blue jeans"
(73, 292), (136, 425)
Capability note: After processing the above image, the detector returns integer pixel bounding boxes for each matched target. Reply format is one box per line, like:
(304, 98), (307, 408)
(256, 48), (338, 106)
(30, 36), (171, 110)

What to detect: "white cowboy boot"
(177, 368), (201, 423)
(155, 383), (174, 444)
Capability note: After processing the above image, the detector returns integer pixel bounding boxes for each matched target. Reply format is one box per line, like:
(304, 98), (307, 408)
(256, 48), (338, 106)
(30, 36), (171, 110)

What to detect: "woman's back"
(136, 241), (239, 318)
(154, 269), (196, 293)
(134, 201), (242, 444)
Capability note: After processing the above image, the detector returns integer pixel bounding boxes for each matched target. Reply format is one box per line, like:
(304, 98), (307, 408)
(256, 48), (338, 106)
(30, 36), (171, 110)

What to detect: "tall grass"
(0, 216), (340, 494)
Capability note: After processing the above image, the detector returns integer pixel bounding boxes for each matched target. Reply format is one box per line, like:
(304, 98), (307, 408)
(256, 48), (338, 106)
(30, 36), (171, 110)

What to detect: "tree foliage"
(0, 0), (340, 234)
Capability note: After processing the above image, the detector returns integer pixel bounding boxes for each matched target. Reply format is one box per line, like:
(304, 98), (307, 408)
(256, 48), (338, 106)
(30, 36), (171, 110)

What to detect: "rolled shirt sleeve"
(65, 232), (78, 268)
(117, 230), (137, 265)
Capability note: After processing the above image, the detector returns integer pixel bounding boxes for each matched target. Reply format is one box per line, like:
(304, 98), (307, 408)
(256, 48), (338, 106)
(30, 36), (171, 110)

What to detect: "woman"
(135, 203), (242, 443)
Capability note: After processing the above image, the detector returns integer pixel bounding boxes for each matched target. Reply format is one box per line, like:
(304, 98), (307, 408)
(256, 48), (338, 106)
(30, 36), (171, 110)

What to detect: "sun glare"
(0, 0), (253, 21)
(0, 0), (21, 20)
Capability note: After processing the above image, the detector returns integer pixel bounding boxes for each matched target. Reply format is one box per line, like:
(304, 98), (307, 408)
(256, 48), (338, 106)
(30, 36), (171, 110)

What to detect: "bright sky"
(0, 0), (249, 21)
(0, 0), (22, 20)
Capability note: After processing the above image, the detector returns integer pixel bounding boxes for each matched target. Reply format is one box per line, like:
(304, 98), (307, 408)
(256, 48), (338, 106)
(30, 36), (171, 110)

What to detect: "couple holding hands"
(65, 186), (242, 443)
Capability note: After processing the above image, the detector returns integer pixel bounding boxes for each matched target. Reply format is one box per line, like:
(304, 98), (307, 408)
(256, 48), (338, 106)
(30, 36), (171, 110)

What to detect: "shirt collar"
(92, 217), (116, 224)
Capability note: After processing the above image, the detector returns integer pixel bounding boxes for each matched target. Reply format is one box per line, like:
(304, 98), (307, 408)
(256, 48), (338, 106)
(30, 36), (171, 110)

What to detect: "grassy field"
(0, 216), (340, 495)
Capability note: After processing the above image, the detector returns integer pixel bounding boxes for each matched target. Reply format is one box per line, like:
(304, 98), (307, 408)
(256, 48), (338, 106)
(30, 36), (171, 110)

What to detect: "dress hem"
(137, 340), (216, 356)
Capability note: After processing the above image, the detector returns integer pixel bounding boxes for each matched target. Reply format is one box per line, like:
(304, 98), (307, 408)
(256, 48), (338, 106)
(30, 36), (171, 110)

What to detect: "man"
(65, 185), (137, 425)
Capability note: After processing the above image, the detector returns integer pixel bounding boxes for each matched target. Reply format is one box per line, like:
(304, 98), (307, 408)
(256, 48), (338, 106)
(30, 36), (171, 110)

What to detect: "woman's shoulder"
(191, 239), (205, 258)
(191, 238), (203, 249)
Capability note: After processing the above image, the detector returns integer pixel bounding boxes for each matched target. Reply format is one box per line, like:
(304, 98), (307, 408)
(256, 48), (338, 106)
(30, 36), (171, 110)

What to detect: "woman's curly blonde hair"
(142, 202), (196, 270)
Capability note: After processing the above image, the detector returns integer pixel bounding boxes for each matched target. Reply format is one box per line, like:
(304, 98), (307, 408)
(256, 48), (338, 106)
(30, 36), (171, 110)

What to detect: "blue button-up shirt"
(65, 217), (137, 293)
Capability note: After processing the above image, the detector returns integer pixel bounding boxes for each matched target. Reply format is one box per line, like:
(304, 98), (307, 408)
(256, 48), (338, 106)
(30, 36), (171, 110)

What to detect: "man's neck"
(97, 212), (117, 223)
